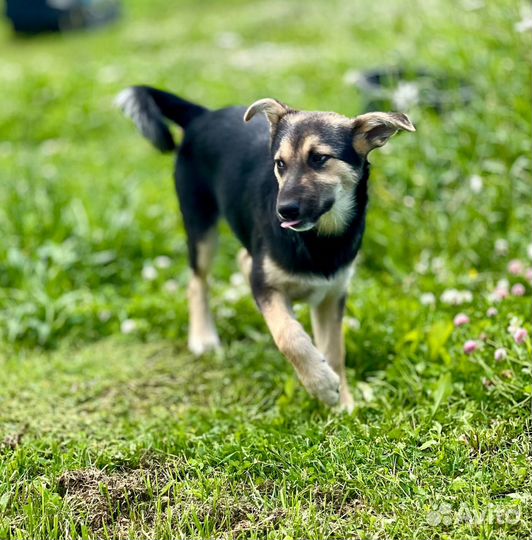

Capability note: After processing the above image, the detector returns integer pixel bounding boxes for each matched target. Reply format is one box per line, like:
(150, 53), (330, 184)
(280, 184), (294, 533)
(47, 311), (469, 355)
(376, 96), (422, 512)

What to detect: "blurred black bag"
(5, 0), (121, 34)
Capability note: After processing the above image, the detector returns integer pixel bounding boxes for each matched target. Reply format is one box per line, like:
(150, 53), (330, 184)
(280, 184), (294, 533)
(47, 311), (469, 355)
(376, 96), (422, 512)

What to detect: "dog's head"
(244, 99), (415, 235)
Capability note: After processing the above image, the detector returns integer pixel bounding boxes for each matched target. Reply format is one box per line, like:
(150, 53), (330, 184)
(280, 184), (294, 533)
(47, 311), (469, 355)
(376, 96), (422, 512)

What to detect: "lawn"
(0, 0), (531, 538)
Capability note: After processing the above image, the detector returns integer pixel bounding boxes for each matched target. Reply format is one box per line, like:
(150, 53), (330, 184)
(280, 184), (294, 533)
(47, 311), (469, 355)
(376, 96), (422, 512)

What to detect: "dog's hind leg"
(311, 294), (354, 413)
(186, 226), (221, 356)
(175, 154), (221, 356)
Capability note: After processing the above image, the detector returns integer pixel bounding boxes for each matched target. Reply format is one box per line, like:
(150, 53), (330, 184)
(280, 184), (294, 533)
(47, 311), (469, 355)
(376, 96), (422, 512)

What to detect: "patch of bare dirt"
(1, 424), (28, 451)
(56, 465), (364, 537)
(313, 485), (365, 517)
(171, 496), (287, 537)
(230, 506), (287, 535)
(57, 467), (151, 531)
(58, 468), (288, 538)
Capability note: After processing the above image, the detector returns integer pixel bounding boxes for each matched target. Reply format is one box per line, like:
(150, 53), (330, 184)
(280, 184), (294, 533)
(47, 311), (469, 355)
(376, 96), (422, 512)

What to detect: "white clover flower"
(345, 317), (361, 331)
(488, 289), (502, 302)
(403, 195), (415, 208)
(469, 174), (483, 193)
(486, 307), (498, 317)
(494, 348), (507, 361)
(218, 306), (236, 319)
(142, 265), (158, 281)
(98, 310), (112, 322)
(507, 316), (521, 335)
(215, 31), (242, 49)
(392, 82), (420, 109)
(515, 17), (532, 32)
(120, 319), (137, 334)
(40, 139), (63, 156)
(495, 239), (509, 256)
(163, 279), (179, 294)
(343, 69), (363, 86)
(222, 288), (245, 304)
(441, 289), (473, 305)
(154, 256), (172, 269)
(461, 290), (473, 303)
(420, 292), (436, 306)
(230, 273), (246, 287)
(431, 257), (445, 273)
(415, 250), (431, 275)
(497, 278), (510, 291)
(415, 261), (429, 274)
(441, 289), (460, 304)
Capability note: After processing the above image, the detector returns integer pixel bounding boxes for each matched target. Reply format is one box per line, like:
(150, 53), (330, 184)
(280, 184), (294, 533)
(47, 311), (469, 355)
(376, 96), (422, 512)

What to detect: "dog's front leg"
(311, 293), (354, 413)
(256, 289), (340, 406)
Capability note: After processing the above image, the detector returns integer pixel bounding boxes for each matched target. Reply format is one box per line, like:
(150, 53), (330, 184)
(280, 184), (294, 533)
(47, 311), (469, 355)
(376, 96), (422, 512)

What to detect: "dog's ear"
(244, 98), (292, 130)
(352, 112), (415, 154)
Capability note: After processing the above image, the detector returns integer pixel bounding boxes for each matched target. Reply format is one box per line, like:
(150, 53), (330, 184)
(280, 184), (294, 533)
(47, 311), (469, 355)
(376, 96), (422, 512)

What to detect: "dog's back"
(117, 86), (274, 252)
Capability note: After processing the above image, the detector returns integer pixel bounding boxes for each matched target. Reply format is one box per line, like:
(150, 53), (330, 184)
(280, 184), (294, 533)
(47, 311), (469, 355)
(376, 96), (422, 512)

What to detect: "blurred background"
(0, 0), (530, 350)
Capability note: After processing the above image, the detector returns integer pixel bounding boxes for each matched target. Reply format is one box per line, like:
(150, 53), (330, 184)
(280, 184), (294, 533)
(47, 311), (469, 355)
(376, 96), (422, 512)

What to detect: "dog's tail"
(115, 86), (207, 152)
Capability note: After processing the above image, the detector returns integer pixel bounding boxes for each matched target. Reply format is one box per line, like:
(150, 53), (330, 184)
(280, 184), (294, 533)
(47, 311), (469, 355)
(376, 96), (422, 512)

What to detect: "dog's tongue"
(280, 220), (301, 229)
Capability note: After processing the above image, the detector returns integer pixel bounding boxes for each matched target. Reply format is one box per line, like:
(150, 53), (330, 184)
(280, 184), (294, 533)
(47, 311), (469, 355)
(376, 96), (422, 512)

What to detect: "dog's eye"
(274, 159), (286, 171)
(309, 153), (330, 167)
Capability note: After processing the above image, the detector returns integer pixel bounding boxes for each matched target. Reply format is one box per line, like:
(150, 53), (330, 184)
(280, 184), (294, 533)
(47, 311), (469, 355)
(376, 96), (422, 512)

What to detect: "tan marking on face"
(325, 159), (359, 186)
(299, 135), (320, 157)
(316, 186), (355, 236)
(315, 160), (360, 236)
(298, 135), (335, 164)
(275, 138), (294, 163)
(274, 139), (295, 185)
(311, 158), (357, 187)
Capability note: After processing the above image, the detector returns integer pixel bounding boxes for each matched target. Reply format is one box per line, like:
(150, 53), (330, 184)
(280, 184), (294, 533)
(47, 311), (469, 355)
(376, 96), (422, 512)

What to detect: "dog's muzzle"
(277, 197), (335, 232)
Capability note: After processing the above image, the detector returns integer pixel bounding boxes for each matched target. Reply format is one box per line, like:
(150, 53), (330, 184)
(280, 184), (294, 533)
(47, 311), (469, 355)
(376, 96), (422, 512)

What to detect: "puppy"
(117, 86), (415, 411)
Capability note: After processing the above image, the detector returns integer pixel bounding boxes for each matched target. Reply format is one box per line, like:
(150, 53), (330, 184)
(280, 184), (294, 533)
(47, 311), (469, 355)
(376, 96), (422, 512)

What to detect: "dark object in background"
(5, 0), (120, 34)
(351, 67), (473, 113)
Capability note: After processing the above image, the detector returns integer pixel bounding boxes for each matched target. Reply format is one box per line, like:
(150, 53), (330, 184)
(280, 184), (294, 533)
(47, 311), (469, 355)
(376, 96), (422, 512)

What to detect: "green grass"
(0, 0), (531, 538)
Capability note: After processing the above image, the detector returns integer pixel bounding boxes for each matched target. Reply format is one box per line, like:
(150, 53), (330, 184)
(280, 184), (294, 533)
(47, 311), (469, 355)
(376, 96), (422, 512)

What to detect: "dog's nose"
(277, 202), (301, 221)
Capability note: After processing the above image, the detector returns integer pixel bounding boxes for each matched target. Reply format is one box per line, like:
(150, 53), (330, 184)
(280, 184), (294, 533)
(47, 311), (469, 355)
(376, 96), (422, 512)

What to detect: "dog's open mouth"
(280, 219), (315, 232)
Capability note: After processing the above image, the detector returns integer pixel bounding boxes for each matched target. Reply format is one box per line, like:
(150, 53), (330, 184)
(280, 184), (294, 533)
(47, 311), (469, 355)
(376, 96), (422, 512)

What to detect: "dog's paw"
(188, 330), (221, 356)
(302, 361), (341, 406)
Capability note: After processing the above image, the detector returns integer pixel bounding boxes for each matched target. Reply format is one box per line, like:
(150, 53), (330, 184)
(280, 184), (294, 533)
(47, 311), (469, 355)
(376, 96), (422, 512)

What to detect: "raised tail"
(115, 85), (207, 152)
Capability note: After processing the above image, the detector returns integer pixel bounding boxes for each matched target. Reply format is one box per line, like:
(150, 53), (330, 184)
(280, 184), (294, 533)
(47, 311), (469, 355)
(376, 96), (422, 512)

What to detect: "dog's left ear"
(244, 98), (293, 131)
(352, 112), (415, 155)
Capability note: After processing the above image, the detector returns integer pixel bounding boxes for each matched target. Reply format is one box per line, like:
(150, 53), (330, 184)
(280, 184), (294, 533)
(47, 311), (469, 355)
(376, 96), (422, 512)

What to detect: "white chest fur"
(263, 256), (353, 306)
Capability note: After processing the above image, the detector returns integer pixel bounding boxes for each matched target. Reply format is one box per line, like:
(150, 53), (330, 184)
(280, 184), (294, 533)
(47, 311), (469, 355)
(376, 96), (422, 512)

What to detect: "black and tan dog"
(117, 86), (415, 411)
